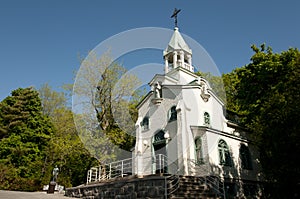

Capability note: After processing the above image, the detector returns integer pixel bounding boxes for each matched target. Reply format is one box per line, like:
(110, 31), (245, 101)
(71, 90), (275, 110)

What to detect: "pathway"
(0, 190), (72, 199)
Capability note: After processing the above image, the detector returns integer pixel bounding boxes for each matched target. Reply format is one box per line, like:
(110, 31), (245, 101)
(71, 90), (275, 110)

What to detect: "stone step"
(169, 197), (185, 199)
(168, 176), (224, 199)
(170, 192), (222, 198)
(137, 198), (163, 199)
(174, 187), (205, 193)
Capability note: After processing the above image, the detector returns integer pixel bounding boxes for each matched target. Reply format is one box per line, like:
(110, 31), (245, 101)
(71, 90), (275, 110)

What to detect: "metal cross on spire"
(171, 8), (181, 28)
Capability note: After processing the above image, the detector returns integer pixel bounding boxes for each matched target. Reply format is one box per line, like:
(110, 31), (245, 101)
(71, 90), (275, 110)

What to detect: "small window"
(240, 144), (252, 170)
(204, 112), (210, 126)
(168, 106), (177, 122)
(195, 137), (204, 164)
(218, 140), (232, 166)
(141, 117), (149, 131)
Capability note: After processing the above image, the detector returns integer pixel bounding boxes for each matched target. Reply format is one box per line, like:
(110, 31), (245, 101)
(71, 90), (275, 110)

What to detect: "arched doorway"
(153, 130), (168, 174)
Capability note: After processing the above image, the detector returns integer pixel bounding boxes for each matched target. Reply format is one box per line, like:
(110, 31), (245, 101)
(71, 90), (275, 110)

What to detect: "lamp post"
(163, 131), (171, 174)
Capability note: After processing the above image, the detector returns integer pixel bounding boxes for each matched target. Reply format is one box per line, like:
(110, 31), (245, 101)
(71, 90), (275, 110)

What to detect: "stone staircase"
(168, 176), (225, 199)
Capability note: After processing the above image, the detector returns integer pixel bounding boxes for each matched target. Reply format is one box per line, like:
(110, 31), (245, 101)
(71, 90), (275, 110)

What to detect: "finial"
(171, 8), (181, 28)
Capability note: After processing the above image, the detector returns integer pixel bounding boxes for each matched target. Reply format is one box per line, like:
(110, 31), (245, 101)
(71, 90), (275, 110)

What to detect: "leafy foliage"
(229, 45), (300, 198)
(0, 88), (53, 191)
(0, 86), (98, 191)
(73, 51), (141, 162)
(38, 84), (97, 187)
(39, 83), (67, 117)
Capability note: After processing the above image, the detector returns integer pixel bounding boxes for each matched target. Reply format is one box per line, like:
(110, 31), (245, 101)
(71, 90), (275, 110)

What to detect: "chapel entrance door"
(153, 130), (168, 174)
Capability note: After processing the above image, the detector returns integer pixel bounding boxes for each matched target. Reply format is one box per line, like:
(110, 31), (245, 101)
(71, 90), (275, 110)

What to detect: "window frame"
(204, 112), (210, 126)
(141, 116), (149, 131)
(168, 106), (177, 122)
(240, 144), (253, 170)
(195, 137), (204, 165)
(218, 139), (232, 167)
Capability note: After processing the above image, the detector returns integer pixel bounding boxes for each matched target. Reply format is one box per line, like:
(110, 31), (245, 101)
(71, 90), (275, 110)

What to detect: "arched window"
(141, 117), (149, 131)
(240, 144), (252, 170)
(154, 130), (165, 144)
(195, 137), (203, 164)
(218, 140), (232, 166)
(168, 106), (177, 122)
(204, 112), (210, 126)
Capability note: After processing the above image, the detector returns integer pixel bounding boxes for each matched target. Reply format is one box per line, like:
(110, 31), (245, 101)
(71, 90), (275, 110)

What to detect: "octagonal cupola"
(163, 27), (193, 73)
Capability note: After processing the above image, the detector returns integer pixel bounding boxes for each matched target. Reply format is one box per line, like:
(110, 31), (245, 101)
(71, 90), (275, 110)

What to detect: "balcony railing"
(168, 61), (194, 71)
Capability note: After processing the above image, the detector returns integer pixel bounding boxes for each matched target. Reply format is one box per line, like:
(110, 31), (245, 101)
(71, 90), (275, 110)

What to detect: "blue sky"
(0, 0), (299, 101)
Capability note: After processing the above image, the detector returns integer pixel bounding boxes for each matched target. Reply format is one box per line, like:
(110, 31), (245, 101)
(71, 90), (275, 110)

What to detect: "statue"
(200, 82), (210, 102)
(52, 165), (59, 182)
(154, 82), (161, 98)
(48, 165), (59, 194)
(151, 82), (163, 105)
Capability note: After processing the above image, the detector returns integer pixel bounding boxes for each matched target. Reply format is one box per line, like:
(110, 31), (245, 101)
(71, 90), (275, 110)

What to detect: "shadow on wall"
(208, 144), (263, 199)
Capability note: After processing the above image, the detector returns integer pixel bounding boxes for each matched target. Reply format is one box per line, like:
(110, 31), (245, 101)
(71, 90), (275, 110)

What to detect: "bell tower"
(163, 9), (193, 73)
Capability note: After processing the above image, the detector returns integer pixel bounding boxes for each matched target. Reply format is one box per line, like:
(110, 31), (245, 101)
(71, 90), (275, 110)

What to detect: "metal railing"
(205, 175), (226, 199)
(188, 159), (226, 199)
(87, 154), (172, 184)
(87, 157), (133, 183)
(155, 154), (168, 174)
(164, 174), (180, 199)
(164, 157), (185, 198)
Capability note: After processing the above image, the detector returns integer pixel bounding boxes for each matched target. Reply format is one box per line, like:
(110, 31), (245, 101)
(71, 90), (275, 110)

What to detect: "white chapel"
(132, 26), (263, 197)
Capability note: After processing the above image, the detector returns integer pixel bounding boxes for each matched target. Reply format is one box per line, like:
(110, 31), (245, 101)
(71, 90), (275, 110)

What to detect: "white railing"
(155, 154), (168, 174)
(164, 157), (185, 198)
(168, 61), (194, 71)
(86, 154), (170, 184)
(86, 157), (133, 184)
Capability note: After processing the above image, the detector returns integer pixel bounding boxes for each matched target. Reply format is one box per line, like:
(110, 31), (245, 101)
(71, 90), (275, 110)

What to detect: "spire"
(163, 27), (192, 55)
(163, 12), (193, 73)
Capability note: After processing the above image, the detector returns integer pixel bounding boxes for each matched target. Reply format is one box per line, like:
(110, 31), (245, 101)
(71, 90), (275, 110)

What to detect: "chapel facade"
(132, 26), (264, 198)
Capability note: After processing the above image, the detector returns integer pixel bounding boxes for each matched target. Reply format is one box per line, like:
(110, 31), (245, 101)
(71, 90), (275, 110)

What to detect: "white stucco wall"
(134, 65), (261, 182)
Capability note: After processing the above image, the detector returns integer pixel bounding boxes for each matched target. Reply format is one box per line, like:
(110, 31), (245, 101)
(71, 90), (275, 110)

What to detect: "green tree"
(38, 84), (97, 187)
(0, 87), (53, 191)
(44, 108), (97, 187)
(222, 71), (241, 114)
(38, 83), (67, 117)
(72, 51), (141, 163)
(231, 45), (300, 198)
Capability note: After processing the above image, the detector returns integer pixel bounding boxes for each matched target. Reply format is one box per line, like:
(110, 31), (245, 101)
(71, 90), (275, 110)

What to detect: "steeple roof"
(163, 27), (192, 56)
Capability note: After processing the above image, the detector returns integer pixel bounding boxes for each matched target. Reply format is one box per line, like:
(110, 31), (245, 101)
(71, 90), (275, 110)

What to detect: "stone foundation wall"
(65, 175), (166, 199)
(66, 173), (264, 199)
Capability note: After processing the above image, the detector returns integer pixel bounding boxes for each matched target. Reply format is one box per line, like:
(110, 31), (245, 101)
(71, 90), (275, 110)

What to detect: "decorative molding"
(200, 82), (210, 102)
(151, 98), (163, 105)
